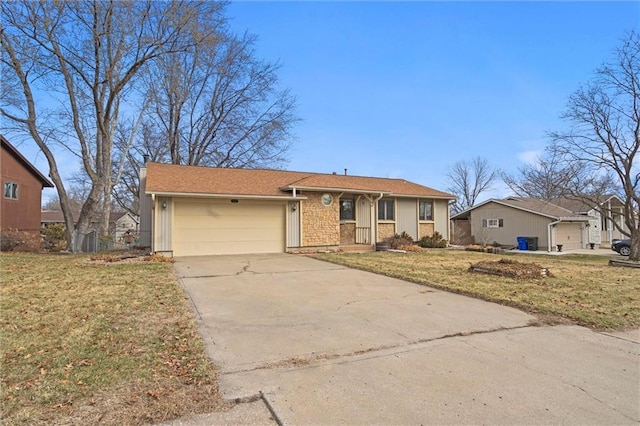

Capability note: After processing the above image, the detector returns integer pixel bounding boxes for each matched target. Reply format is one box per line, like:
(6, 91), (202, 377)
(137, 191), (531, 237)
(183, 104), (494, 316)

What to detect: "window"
(419, 200), (433, 221)
(3, 181), (18, 199)
(340, 199), (355, 221)
(378, 199), (394, 221)
(482, 218), (503, 228)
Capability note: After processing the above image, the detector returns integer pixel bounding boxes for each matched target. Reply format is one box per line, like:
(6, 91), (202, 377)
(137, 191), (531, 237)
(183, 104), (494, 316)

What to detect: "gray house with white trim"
(451, 196), (627, 251)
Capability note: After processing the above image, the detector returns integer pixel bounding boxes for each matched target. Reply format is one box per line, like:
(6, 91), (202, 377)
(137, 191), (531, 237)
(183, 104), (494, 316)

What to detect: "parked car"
(611, 239), (632, 256)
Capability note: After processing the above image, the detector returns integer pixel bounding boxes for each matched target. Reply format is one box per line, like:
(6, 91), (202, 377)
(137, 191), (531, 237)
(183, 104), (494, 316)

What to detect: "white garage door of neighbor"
(173, 199), (286, 256)
(555, 223), (583, 250)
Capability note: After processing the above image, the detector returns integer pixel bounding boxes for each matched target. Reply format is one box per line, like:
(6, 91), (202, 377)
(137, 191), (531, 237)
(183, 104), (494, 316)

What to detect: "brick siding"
(419, 223), (435, 239)
(377, 223), (396, 242)
(340, 222), (356, 245)
(301, 192), (340, 247)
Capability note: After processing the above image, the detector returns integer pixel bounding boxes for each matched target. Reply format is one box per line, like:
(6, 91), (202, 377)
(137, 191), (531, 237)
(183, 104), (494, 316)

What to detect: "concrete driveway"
(172, 254), (639, 425)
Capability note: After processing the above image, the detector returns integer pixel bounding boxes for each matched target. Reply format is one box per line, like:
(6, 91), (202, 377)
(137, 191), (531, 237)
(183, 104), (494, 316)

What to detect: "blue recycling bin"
(517, 237), (528, 250)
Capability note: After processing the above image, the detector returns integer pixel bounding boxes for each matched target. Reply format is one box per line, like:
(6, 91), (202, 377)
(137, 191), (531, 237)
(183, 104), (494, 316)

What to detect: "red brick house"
(1, 135), (54, 249)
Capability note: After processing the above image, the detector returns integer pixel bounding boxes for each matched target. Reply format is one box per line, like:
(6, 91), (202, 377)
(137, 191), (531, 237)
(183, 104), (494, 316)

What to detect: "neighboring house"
(41, 209), (139, 244)
(139, 162), (455, 256)
(113, 212), (139, 243)
(549, 196), (627, 248)
(1, 135), (54, 249)
(451, 196), (628, 251)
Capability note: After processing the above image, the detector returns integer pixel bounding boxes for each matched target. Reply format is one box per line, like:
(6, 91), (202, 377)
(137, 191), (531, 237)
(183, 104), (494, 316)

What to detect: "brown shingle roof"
(1, 135), (54, 188)
(145, 162), (455, 199)
(283, 174), (454, 198)
(498, 198), (587, 220)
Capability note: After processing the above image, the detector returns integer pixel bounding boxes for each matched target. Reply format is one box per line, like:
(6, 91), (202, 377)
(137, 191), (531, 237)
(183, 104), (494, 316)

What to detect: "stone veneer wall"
(302, 192), (340, 247)
(377, 223), (396, 242)
(419, 223), (435, 239)
(340, 223), (356, 245)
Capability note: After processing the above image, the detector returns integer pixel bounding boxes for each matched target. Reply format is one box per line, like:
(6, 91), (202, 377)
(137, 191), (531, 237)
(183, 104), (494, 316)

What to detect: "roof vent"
(332, 172), (337, 175)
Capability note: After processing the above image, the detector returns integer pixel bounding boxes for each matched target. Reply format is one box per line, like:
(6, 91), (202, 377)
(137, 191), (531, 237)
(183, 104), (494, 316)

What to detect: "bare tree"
(42, 184), (87, 213)
(1, 1), (220, 251)
(501, 151), (593, 200)
(144, 28), (298, 168)
(111, 122), (169, 214)
(447, 157), (497, 214)
(548, 31), (640, 261)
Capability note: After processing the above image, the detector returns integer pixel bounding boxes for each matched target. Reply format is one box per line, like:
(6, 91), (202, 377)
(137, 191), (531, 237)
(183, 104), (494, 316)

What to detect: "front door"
(355, 196), (371, 244)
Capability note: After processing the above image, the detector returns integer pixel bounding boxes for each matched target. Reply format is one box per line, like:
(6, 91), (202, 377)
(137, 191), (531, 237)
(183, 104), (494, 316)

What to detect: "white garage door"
(173, 199), (285, 256)
(555, 223), (583, 250)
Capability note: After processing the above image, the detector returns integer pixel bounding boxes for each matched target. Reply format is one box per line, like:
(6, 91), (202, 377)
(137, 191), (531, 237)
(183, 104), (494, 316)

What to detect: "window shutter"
(498, 219), (504, 227)
(482, 219), (487, 228)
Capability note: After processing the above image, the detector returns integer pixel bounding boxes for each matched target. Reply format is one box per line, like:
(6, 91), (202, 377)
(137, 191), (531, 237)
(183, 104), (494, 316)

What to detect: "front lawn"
(317, 250), (640, 330)
(0, 253), (227, 425)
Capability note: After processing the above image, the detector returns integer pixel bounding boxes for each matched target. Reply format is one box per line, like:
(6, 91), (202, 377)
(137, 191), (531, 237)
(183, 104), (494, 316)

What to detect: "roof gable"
(144, 162), (455, 199)
(452, 197), (590, 221)
(1, 135), (54, 188)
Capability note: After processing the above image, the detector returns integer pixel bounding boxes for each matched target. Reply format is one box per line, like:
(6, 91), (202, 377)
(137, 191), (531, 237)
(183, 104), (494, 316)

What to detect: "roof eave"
(558, 216), (590, 222)
(392, 193), (456, 200)
(146, 190), (307, 201)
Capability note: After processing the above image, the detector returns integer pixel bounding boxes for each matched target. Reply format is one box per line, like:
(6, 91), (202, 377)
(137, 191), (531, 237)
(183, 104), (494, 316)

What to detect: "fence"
(72, 229), (127, 253)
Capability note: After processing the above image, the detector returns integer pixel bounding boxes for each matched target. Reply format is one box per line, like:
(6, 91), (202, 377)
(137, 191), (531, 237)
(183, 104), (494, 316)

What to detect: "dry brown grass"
(0, 252), (229, 425)
(317, 250), (640, 330)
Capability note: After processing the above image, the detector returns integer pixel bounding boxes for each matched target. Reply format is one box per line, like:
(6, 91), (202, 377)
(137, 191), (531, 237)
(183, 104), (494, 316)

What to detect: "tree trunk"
(100, 184), (112, 241)
(629, 230), (640, 262)
(74, 186), (101, 253)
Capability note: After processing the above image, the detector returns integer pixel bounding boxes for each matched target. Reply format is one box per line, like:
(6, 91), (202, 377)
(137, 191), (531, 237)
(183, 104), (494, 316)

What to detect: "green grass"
(317, 250), (640, 330)
(0, 253), (226, 425)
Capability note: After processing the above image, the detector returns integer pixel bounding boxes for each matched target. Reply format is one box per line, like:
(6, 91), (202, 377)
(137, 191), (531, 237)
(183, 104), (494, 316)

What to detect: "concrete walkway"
(162, 254), (639, 425)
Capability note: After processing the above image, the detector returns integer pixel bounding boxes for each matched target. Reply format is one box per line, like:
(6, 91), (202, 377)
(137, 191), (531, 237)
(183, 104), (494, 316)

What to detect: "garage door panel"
(173, 199), (285, 256)
(176, 228), (283, 242)
(177, 217), (282, 230)
(556, 224), (583, 250)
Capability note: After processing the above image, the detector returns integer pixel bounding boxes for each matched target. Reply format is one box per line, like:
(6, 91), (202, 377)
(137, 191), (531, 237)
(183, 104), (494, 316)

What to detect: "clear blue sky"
(16, 1), (640, 203)
(225, 0), (639, 199)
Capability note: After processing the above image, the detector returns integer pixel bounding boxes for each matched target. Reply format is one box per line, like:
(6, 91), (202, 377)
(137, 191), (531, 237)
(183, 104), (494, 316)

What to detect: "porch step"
(340, 244), (375, 253)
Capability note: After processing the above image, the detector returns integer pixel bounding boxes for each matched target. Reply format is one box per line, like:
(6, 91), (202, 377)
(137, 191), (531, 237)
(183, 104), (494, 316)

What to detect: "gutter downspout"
(151, 194), (156, 254)
(547, 219), (561, 252)
(372, 193), (384, 244)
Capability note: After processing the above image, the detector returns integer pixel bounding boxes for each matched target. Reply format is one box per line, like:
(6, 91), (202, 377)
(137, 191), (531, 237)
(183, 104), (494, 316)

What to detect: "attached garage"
(141, 162), (455, 256)
(554, 223), (583, 250)
(172, 198), (286, 256)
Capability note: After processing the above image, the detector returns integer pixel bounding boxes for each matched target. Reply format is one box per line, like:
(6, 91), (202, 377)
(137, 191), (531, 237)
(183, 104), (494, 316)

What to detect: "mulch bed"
(469, 258), (552, 279)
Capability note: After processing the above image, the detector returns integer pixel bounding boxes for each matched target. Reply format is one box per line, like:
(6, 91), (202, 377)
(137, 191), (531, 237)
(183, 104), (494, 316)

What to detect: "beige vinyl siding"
(287, 200), (301, 247)
(469, 202), (550, 247)
(173, 198), (285, 256)
(154, 196), (173, 254)
(434, 199), (450, 239)
(396, 198), (418, 240)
